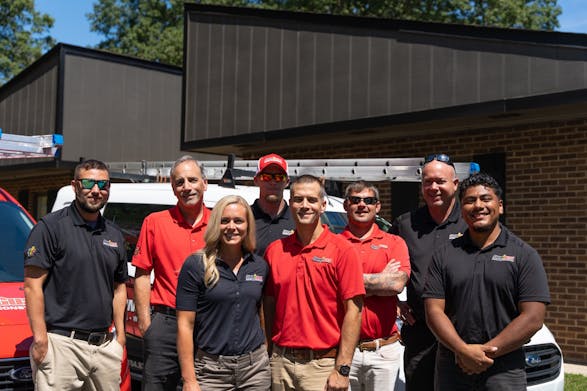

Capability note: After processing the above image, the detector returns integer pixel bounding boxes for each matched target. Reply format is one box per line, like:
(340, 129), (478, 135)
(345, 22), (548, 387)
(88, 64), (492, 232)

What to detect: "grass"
(565, 373), (587, 390)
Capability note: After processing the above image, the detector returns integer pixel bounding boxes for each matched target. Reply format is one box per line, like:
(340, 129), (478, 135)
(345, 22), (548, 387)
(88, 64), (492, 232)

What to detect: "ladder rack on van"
(0, 129), (63, 159)
(107, 157), (479, 184)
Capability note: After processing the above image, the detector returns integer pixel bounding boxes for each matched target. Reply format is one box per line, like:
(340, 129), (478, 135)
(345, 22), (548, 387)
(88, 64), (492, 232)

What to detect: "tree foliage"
(0, 0), (55, 83)
(88, 0), (561, 67)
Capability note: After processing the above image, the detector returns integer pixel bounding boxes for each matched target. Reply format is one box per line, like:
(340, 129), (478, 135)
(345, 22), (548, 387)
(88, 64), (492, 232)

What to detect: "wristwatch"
(337, 364), (351, 377)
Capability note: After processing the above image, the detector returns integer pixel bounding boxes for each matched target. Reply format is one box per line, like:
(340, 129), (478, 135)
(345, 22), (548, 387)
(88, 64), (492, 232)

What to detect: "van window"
(0, 202), (34, 281)
(322, 212), (347, 233)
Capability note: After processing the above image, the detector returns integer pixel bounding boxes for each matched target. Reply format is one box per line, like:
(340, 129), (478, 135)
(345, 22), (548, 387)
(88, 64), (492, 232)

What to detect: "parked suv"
(51, 182), (564, 390)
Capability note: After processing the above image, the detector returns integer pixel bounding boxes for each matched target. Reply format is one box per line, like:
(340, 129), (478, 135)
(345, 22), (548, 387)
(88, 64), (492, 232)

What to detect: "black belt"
(49, 328), (113, 346)
(152, 304), (176, 316)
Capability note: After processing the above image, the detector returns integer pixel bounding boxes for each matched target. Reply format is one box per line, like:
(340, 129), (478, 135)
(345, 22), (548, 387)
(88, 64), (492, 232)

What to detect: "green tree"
(0, 0), (55, 83)
(88, 0), (561, 67)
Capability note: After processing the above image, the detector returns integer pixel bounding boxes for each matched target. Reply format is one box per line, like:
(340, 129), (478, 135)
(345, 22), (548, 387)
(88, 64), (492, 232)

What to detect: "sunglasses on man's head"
(346, 196), (378, 205)
(258, 173), (288, 183)
(424, 154), (454, 167)
(77, 178), (110, 190)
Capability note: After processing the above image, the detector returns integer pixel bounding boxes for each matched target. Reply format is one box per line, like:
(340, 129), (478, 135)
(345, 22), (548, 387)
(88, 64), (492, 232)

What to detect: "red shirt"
(265, 226), (365, 349)
(340, 225), (411, 339)
(131, 205), (210, 308)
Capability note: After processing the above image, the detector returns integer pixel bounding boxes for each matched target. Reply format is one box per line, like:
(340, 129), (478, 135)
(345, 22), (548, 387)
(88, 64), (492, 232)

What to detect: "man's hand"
(182, 379), (201, 391)
(382, 260), (401, 273)
(324, 369), (350, 391)
(138, 317), (152, 336)
(398, 301), (416, 326)
(31, 339), (48, 365)
(116, 333), (126, 347)
(455, 344), (497, 375)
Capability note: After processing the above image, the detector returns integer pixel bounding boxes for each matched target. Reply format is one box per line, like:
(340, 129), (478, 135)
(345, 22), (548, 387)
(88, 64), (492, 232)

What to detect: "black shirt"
(423, 225), (551, 344)
(251, 199), (295, 256)
(176, 252), (268, 356)
(391, 203), (468, 320)
(24, 203), (128, 330)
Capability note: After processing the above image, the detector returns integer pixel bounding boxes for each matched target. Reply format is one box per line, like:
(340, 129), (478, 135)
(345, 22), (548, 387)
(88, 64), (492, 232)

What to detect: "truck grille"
(524, 343), (562, 386)
(0, 357), (33, 390)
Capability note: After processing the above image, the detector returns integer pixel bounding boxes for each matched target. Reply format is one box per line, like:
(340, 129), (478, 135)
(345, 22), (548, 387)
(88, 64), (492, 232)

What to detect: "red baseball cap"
(256, 153), (288, 175)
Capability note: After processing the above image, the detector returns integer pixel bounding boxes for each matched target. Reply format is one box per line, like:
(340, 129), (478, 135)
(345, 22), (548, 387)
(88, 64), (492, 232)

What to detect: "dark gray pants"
(435, 345), (526, 391)
(142, 313), (181, 391)
(194, 344), (271, 390)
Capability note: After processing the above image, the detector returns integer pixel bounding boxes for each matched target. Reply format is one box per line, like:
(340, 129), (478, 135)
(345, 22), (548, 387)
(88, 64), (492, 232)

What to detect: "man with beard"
(391, 154), (468, 390)
(252, 153), (294, 256)
(24, 159), (128, 390)
(424, 173), (550, 390)
(132, 155), (210, 390)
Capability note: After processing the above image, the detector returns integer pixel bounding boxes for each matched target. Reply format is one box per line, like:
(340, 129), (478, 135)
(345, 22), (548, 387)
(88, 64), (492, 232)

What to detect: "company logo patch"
(449, 232), (464, 240)
(25, 246), (37, 258)
(312, 256), (332, 264)
(103, 239), (119, 248)
(282, 229), (294, 236)
(245, 274), (264, 282)
(370, 244), (389, 250)
(492, 254), (515, 262)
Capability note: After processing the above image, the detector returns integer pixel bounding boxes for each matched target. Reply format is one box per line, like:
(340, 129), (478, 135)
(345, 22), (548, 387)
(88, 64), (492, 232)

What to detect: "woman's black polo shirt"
(176, 252), (268, 356)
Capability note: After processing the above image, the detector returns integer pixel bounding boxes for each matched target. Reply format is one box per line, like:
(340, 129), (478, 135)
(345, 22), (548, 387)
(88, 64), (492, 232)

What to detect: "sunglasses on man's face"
(258, 173), (288, 183)
(424, 154), (454, 167)
(346, 196), (378, 205)
(78, 178), (110, 190)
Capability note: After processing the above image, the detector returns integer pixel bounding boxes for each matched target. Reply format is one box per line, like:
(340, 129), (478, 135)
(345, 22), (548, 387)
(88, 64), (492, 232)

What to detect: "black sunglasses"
(78, 178), (110, 190)
(424, 154), (454, 167)
(346, 196), (378, 205)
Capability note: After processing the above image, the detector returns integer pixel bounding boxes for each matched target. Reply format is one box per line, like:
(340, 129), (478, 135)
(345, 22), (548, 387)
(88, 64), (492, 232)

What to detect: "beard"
(75, 195), (107, 214)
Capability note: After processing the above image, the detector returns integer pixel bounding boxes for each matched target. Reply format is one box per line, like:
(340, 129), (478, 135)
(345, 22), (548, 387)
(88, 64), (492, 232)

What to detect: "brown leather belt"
(357, 333), (401, 352)
(274, 344), (337, 361)
(49, 328), (113, 346)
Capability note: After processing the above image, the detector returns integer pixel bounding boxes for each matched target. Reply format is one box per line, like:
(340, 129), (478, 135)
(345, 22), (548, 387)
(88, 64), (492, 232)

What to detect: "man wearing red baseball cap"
(252, 153), (295, 256)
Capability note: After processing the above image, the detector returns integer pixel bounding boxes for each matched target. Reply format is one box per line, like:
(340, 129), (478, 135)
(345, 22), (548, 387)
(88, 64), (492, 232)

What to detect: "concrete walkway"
(565, 363), (587, 376)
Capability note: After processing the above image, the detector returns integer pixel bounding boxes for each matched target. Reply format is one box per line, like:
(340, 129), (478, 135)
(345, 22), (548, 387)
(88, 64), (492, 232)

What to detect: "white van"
(51, 182), (564, 390)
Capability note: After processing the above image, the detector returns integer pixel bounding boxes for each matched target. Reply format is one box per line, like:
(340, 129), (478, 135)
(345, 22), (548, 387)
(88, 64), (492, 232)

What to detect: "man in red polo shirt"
(132, 155), (210, 390)
(340, 181), (410, 391)
(264, 174), (365, 391)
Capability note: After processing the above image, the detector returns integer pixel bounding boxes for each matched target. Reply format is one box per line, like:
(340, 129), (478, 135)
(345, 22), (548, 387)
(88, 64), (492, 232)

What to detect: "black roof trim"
(185, 4), (587, 48)
(182, 88), (587, 150)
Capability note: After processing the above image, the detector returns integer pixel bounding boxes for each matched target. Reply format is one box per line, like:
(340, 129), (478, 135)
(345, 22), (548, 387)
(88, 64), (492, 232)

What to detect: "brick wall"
(245, 119), (587, 363)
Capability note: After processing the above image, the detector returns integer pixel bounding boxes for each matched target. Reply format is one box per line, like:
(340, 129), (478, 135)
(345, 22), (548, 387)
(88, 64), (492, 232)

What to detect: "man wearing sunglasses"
(252, 153), (295, 256)
(390, 154), (468, 391)
(24, 159), (128, 390)
(340, 181), (410, 391)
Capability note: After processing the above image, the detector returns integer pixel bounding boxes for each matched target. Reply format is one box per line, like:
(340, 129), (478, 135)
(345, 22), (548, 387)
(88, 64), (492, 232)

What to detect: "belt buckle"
(87, 332), (107, 346)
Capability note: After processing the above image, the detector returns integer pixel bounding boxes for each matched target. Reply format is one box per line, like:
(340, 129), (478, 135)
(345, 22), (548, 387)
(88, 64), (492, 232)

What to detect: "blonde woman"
(176, 195), (270, 391)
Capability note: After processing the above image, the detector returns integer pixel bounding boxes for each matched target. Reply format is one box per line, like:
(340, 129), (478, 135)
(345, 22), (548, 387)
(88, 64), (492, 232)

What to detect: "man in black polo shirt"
(24, 159), (128, 390)
(391, 154), (467, 391)
(423, 172), (550, 390)
(251, 153), (294, 256)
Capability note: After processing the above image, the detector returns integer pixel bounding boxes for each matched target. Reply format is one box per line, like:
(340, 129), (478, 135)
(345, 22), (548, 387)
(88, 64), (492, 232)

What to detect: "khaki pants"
(31, 332), (123, 391)
(270, 347), (335, 391)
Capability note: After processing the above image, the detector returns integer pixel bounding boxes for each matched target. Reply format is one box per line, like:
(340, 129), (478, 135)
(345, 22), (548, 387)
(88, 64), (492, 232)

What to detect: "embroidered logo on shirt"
(245, 274), (264, 282)
(103, 239), (119, 248)
(282, 229), (294, 236)
(25, 246), (37, 258)
(449, 232), (464, 240)
(370, 244), (389, 250)
(312, 256), (332, 263)
(491, 254), (515, 262)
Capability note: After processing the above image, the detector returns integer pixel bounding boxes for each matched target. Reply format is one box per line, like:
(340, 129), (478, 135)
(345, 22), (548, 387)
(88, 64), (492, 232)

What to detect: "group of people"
(23, 152), (550, 391)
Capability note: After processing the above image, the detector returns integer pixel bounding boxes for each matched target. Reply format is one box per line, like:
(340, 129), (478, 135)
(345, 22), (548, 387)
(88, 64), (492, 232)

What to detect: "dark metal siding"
(61, 54), (184, 162)
(183, 6), (587, 147)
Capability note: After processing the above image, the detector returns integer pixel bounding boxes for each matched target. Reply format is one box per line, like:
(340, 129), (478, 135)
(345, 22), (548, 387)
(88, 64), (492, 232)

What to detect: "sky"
(36, 0), (587, 48)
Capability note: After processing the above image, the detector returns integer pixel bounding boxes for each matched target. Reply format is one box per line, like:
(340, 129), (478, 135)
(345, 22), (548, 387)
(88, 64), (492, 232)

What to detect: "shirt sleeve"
(518, 245), (551, 304)
(176, 253), (205, 311)
(131, 214), (154, 271)
(392, 235), (411, 278)
(24, 219), (56, 270)
(336, 240), (366, 300)
(422, 249), (445, 300)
